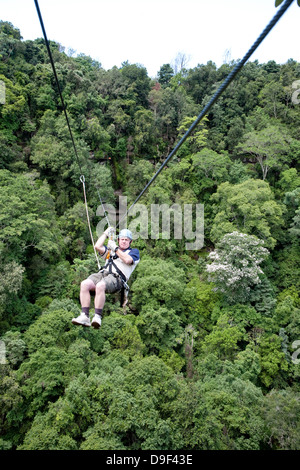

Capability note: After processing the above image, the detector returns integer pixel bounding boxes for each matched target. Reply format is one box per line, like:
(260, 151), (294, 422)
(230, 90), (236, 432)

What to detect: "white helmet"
(118, 229), (133, 240)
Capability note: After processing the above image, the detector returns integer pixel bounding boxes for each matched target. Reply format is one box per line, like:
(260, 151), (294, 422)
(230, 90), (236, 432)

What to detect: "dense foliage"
(0, 20), (299, 450)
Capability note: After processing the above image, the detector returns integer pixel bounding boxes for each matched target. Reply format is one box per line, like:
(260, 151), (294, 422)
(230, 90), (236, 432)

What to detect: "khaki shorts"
(88, 270), (123, 293)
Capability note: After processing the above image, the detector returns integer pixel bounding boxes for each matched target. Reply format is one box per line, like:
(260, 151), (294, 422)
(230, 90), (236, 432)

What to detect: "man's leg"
(94, 274), (121, 311)
(80, 278), (96, 309)
(72, 278), (96, 327)
(94, 280), (106, 309)
(91, 281), (106, 329)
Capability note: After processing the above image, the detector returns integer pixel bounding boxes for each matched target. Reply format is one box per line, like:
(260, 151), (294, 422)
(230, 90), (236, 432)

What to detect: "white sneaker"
(72, 312), (91, 327)
(91, 314), (102, 329)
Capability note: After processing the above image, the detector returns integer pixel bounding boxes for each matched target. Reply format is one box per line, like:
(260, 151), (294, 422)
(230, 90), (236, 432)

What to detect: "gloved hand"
(104, 226), (114, 237)
(107, 239), (117, 252)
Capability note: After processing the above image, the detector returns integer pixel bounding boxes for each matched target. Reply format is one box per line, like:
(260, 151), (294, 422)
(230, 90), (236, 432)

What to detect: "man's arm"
(94, 229), (111, 255)
(115, 247), (134, 265)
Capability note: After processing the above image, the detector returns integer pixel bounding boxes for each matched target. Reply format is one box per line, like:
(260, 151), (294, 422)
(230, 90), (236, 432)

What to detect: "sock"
(82, 307), (90, 317)
(94, 308), (103, 317)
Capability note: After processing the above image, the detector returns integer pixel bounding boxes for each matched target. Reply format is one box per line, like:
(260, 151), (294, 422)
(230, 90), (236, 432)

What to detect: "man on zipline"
(72, 228), (140, 329)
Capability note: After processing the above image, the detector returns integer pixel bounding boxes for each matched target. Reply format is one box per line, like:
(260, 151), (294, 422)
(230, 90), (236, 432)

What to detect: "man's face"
(118, 236), (131, 250)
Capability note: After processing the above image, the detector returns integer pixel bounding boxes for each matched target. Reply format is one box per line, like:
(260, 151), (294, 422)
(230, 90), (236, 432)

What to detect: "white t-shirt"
(101, 246), (140, 281)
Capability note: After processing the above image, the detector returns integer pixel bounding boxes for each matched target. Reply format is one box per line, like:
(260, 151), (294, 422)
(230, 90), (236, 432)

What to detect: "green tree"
(184, 61), (217, 105)
(201, 313), (245, 360)
(236, 125), (298, 180)
(257, 333), (289, 388)
(131, 257), (187, 315)
(190, 148), (231, 197)
(258, 80), (287, 120)
(210, 179), (284, 248)
(176, 115), (208, 156)
(185, 278), (220, 331)
(170, 360), (266, 449)
(136, 306), (182, 353)
(0, 364), (23, 449)
(30, 110), (89, 180)
(277, 168), (300, 195)
(0, 262), (24, 324)
(264, 388), (300, 450)
(120, 62), (151, 108)
(82, 355), (180, 450)
(1, 331), (26, 367)
(82, 117), (111, 157)
(0, 170), (63, 263)
(157, 64), (174, 88)
(131, 258), (186, 352)
(133, 108), (156, 156)
(125, 159), (154, 201)
(58, 202), (95, 259)
(284, 187), (300, 238)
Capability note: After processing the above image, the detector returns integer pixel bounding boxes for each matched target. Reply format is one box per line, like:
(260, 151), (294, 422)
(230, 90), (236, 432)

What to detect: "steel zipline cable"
(34, 0), (84, 176)
(34, 0), (295, 233)
(117, 0), (295, 228)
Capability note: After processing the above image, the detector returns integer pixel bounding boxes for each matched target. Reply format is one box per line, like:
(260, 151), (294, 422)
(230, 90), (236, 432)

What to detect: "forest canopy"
(0, 19), (300, 451)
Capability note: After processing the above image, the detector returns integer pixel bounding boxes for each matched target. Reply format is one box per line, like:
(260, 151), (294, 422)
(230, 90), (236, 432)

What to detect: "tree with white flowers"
(206, 231), (269, 304)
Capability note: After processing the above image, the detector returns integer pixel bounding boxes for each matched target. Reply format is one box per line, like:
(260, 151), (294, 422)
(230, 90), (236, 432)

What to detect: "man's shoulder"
(129, 247), (139, 254)
(127, 247), (140, 262)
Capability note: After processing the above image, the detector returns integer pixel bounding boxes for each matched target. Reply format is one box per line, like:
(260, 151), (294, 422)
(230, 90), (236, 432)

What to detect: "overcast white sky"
(1, 0), (299, 77)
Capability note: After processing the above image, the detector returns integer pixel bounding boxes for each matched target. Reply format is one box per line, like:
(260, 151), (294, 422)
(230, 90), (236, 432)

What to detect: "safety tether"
(80, 175), (101, 270)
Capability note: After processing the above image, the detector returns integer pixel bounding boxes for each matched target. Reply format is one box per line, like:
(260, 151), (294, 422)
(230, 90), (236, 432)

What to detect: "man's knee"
(81, 279), (95, 291)
(95, 280), (106, 294)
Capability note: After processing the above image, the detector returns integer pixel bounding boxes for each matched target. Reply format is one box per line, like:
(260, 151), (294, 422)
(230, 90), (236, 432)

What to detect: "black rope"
(117, 0), (295, 228)
(34, 0), (295, 229)
(34, 0), (83, 176)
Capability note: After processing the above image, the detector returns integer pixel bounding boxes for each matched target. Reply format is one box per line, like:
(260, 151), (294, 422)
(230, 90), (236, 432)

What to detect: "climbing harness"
(97, 249), (130, 309)
(88, 190), (130, 306)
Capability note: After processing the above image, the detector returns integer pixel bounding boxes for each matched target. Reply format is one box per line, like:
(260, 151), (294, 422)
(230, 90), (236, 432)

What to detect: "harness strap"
(99, 251), (130, 310)
(100, 255), (130, 290)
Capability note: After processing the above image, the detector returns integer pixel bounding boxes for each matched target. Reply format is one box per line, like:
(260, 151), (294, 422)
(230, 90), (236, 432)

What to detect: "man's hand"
(107, 239), (117, 252)
(95, 227), (114, 255)
(104, 226), (114, 237)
